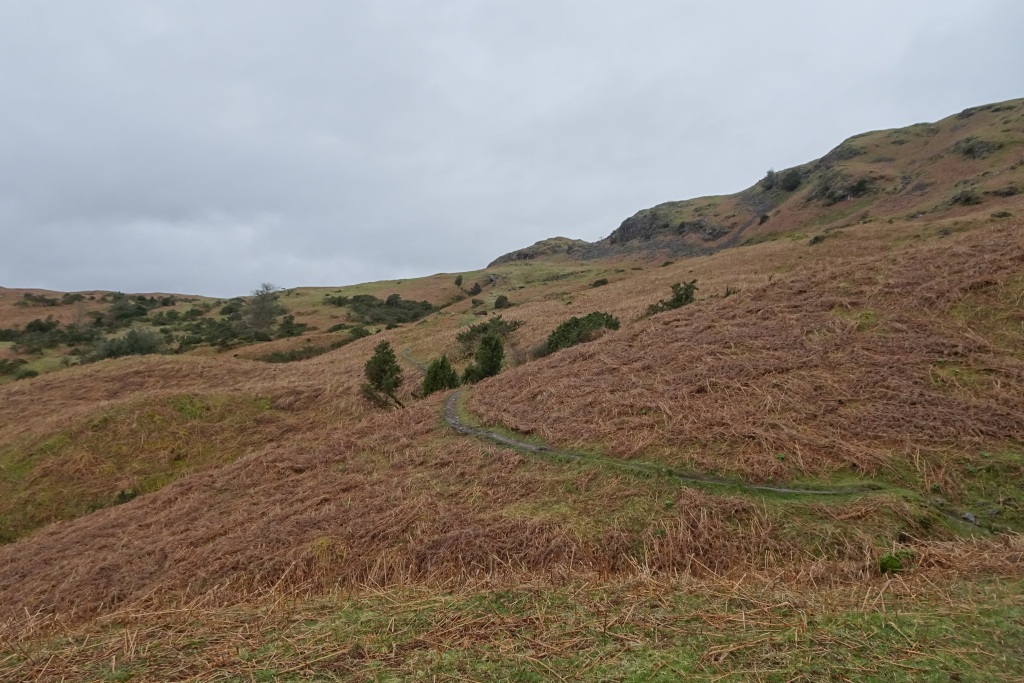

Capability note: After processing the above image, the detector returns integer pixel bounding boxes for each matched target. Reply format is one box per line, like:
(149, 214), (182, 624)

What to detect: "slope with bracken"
(1, 99), (1023, 681)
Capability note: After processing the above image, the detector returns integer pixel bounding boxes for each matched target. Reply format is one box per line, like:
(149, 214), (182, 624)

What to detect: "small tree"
(362, 340), (404, 408)
(761, 169), (777, 190)
(494, 295), (511, 309)
(454, 275), (463, 287)
(422, 354), (460, 396)
(468, 282), (482, 296)
(245, 283), (284, 338)
(462, 333), (503, 384)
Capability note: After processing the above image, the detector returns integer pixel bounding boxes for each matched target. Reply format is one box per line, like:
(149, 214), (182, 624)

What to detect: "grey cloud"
(1, 0), (1021, 296)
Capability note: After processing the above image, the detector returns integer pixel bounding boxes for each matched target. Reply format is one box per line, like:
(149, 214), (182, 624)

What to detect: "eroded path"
(444, 388), (883, 497)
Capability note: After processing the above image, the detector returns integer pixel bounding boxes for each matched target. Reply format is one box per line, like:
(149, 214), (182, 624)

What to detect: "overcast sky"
(1, 1), (1021, 297)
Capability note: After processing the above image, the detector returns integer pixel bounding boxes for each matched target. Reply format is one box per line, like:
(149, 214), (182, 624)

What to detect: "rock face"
(488, 237), (591, 267)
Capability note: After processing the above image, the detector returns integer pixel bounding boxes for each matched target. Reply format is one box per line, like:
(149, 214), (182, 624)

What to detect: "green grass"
(12, 578), (1021, 682)
(0, 394), (277, 543)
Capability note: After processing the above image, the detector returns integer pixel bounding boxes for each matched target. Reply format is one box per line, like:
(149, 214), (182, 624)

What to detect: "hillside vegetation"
(1, 99), (1023, 681)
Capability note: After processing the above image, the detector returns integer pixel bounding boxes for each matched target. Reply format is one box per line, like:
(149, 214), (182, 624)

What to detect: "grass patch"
(10, 578), (1023, 682)
(0, 394), (277, 543)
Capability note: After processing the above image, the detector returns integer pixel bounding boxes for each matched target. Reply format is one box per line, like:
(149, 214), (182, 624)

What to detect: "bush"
(14, 368), (39, 380)
(456, 315), (523, 352)
(454, 275), (463, 287)
(276, 314), (307, 338)
(348, 326), (371, 340)
(950, 190), (982, 206)
(780, 169), (801, 192)
(761, 169), (776, 190)
(462, 333), (504, 384)
(422, 355), (460, 396)
(591, 278), (609, 288)
(468, 283), (482, 296)
(539, 312), (620, 356)
(0, 358), (27, 375)
(879, 549), (914, 574)
(91, 328), (165, 360)
(647, 281), (698, 316)
(362, 341), (403, 408)
(342, 294), (433, 326)
(494, 295), (512, 309)
(326, 322), (350, 333)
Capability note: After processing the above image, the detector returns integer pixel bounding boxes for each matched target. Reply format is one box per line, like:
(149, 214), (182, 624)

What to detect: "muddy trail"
(443, 389), (885, 497)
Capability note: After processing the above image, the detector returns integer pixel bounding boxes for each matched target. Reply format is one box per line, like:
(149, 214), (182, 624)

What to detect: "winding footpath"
(443, 389), (882, 497)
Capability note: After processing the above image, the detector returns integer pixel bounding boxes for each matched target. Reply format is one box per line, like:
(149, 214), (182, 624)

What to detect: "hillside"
(2, 100), (1023, 681)
(492, 98), (1024, 264)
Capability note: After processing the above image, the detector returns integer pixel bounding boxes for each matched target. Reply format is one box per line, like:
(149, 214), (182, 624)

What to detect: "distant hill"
(490, 97), (1024, 264)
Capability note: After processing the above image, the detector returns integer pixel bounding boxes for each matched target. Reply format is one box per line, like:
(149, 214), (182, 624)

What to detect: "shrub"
(112, 489), (138, 505)
(780, 169), (801, 192)
(647, 280), (698, 316)
(591, 278), (609, 288)
(456, 315), (523, 352)
(91, 328), (165, 360)
(348, 326), (371, 340)
(60, 293), (85, 305)
(362, 341), (403, 408)
(462, 333), (504, 384)
(494, 295), (512, 309)
(540, 311), (620, 356)
(323, 293), (350, 307)
(454, 275), (463, 287)
(761, 169), (776, 190)
(758, 214), (770, 225)
(276, 314), (307, 338)
(878, 549), (914, 574)
(422, 355), (460, 396)
(950, 190), (982, 206)
(14, 368), (39, 380)
(326, 322), (350, 333)
(0, 358), (27, 375)
(344, 294), (433, 326)
(468, 283), (482, 296)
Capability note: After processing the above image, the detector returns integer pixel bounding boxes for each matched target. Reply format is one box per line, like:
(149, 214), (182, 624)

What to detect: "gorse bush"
(538, 312), (620, 357)
(647, 280), (698, 316)
(462, 333), (503, 384)
(421, 355), (460, 396)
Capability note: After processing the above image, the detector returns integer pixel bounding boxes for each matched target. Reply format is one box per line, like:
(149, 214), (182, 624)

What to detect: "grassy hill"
(1, 99), (1023, 681)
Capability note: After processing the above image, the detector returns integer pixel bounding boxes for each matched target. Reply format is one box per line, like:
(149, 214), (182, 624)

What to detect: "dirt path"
(444, 388), (881, 497)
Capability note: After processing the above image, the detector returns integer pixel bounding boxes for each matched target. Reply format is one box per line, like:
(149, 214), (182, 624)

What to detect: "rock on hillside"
(488, 237), (591, 266)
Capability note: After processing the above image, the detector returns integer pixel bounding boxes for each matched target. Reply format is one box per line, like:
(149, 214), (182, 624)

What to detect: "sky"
(1, 1), (1022, 297)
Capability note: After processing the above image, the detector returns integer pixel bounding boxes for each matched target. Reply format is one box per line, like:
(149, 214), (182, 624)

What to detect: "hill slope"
(492, 97), (1024, 264)
(2, 99), (1024, 681)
